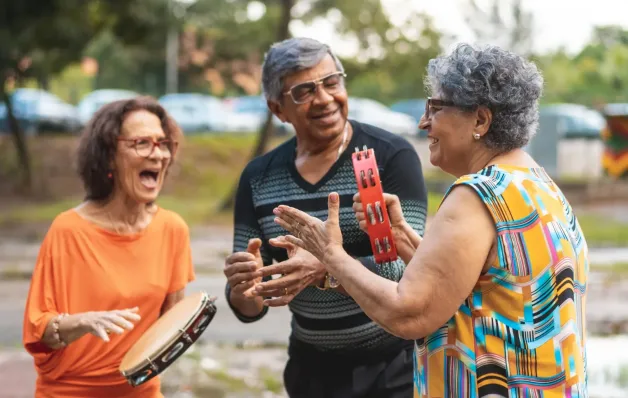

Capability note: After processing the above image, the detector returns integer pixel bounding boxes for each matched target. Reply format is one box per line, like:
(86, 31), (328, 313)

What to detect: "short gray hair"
(425, 43), (544, 151)
(261, 37), (344, 102)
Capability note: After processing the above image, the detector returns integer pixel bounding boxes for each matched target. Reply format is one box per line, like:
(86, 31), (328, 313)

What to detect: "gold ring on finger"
(284, 287), (288, 295)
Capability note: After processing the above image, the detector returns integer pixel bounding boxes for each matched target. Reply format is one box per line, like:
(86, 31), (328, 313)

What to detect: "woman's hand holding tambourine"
(352, 192), (406, 234)
(353, 192), (423, 263)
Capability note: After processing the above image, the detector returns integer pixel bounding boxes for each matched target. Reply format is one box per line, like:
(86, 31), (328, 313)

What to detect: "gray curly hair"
(261, 37), (344, 102)
(425, 43), (544, 151)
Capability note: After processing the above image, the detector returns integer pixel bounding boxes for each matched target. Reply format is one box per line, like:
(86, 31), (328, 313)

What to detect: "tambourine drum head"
(119, 292), (205, 372)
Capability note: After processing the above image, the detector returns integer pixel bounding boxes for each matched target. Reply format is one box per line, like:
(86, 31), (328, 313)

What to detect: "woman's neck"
(85, 194), (156, 234)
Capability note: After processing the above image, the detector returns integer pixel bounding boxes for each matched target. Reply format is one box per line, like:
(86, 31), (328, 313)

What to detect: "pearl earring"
(473, 133), (481, 140)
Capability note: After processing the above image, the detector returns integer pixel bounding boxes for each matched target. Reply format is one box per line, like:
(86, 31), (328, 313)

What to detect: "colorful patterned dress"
(414, 165), (588, 398)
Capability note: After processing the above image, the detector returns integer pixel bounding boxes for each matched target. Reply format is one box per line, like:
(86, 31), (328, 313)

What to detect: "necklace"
(336, 121), (349, 161)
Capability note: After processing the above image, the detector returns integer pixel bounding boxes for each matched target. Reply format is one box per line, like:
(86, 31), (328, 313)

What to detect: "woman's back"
(415, 164), (588, 397)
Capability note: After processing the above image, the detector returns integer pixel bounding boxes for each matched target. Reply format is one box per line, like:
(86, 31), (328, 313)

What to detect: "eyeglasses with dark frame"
(283, 71), (347, 104)
(424, 97), (456, 119)
(117, 137), (178, 158)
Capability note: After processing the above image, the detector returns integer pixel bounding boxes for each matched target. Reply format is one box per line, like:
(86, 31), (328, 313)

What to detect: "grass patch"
(258, 366), (283, 394)
(578, 215), (628, 247)
(205, 369), (249, 392)
(156, 196), (232, 226)
(1, 134), (626, 248)
(427, 192), (444, 216)
(4, 190), (627, 250)
(0, 197), (82, 226)
(0, 266), (32, 280)
(590, 262), (628, 274)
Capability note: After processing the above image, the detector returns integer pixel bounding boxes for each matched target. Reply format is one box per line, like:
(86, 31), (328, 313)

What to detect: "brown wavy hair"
(76, 96), (183, 201)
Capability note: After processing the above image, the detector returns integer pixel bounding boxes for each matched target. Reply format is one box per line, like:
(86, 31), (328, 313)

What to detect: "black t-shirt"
(226, 119), (428, 357)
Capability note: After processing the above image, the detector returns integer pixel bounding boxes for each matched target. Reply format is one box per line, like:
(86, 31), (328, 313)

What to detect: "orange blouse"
(22, 207), (196, 398)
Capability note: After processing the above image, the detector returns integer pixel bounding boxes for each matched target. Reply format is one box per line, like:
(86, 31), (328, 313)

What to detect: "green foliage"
(537, 25), (628, 106)
(0, 0), (170, 87)
(6, 0), (628, 109)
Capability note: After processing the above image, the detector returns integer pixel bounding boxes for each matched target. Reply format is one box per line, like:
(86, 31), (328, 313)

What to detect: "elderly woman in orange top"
(22, 96), (195, 398)
(271, 43), (588, 397)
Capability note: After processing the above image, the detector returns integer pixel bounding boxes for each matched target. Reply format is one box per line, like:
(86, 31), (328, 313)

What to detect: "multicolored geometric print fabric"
(601, 108), (628, 179)
(413, 165), (588, 398)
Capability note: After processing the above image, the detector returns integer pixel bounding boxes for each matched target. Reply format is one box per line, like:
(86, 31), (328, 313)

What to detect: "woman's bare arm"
(40, 308), (141, 349)
(323, 185), (495, 339)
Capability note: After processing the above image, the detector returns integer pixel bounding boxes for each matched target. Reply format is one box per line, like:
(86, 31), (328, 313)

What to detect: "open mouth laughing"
(139, 168), (160, 189)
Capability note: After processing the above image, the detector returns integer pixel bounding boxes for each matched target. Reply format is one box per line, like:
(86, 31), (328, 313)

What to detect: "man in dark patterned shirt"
(223, 37), (428, 398)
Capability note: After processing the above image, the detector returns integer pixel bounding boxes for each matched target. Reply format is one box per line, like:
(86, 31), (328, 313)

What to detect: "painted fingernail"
(273, 208), (280, 214)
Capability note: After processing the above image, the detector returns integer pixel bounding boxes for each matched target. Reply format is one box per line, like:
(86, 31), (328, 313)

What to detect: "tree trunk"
(1, 82), (32, 192)
(38, 74), (49, 91)
(218, 0), (294, 211)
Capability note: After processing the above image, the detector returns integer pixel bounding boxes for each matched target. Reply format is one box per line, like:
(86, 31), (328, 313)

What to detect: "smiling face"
(111, 110), (174, 204)
(269, 54), (349, 144)
(418, 97), (492, 176)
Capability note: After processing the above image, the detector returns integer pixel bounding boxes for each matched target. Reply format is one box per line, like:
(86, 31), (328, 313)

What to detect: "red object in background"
(351, 146), (398, 264)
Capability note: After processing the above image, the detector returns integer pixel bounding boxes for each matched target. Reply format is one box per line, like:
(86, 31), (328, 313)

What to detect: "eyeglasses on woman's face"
(117, 137), (178, 158)
(424, 97), (457, 119)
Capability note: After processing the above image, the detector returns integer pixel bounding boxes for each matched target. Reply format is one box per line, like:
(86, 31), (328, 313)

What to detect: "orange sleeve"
(22, 229), (64, 370)
(168, 217), (196, 293)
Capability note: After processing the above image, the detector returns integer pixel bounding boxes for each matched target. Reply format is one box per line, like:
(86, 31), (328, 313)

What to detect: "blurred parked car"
(348, 97), (417, 136)
(159, 93), (262, 134)
(539, 103), (606, 139)
(159, 93), (226, 134)
(77, 89), (139, 126)
(0, 88), (80, 135)
(224, 95), (295, 135)
(390, 98), (427, 137)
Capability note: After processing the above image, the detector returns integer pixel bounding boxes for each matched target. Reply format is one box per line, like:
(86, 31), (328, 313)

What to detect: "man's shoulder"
(351, 120), (416, 154)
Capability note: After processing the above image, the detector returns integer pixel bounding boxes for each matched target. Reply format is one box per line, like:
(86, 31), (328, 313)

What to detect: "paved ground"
(4, 270), (628, 397)
(2, 222), (628, 397)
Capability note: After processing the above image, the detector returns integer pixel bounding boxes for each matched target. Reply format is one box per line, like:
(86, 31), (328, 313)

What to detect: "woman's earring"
(473, 133), (481, 140)
(107, 172), (113, 179)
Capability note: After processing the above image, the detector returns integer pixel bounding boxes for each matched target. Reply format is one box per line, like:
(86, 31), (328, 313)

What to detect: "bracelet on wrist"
(52, 313), (69, 347)
(316, 272), (340, 290)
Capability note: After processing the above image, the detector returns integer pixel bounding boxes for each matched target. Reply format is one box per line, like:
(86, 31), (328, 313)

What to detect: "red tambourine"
(351, 146), (398, 264)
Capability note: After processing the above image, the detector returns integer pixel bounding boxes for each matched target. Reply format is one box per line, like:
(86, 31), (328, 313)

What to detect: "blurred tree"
(0, 0), (170, 193)
(462, 0), (534, 56)
(342, 11), (442, 104)
(213, 0), (443, 209)
(217, 0), (295, 210)
(535, 26), (628, 107)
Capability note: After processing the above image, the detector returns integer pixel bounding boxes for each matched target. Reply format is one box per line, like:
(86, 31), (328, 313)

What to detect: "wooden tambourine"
(351, 146), (398, 264)
(119, 291), (217, 387)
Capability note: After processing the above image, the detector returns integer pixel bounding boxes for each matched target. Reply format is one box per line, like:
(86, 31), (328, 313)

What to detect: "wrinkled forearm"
(323, 248), (420, 338)
(394, 222), (422, 264)
(41, 313), (88, 349)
